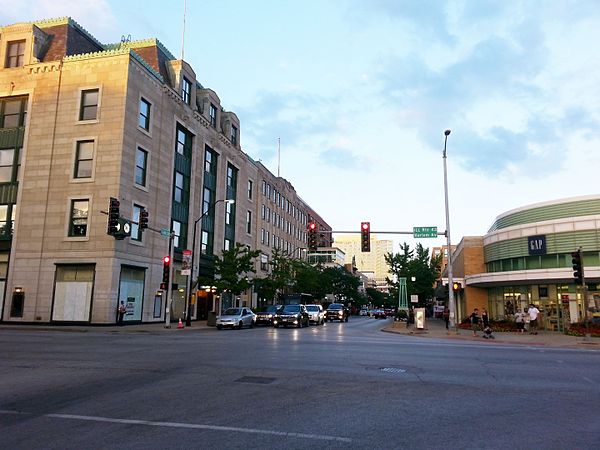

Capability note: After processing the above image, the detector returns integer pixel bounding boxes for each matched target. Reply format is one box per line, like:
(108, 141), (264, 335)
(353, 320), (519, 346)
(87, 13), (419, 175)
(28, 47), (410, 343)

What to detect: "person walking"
(470, 308), (480, 336)
(117, 301), (126, 325)
(443, 307), (450, 330)
(514, 309), (525, 333)
(481, 308), (490, 329)
(528, 304), (540, 335)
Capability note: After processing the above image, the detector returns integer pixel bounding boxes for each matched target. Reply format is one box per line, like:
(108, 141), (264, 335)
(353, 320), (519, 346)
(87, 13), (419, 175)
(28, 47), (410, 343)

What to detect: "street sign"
(160, 228), (170, 237)
(413, 226), (438, 238)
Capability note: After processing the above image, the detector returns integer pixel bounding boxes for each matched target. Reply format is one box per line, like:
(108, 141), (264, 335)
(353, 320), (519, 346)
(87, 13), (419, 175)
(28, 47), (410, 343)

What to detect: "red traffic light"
(362, 222), (370, 231)
(308, 222), (316, 231)
(163, 256), (171, 264)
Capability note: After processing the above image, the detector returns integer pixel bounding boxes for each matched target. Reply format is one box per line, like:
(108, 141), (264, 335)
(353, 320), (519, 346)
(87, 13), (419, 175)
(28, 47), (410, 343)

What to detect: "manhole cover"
(380, 367), (406, 374)
(235, 376), (276, 384)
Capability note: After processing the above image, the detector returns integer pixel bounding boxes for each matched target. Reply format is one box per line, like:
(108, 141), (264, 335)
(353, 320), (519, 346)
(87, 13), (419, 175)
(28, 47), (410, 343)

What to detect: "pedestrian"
(514, 309), (525, 333)
(481, 308), (490, 329)
(528, 304), (540, 335)
(470, 308), (480, 336)
(117, 301), (126, 325)
(407, 308), (415, 329)
(443, 307), (450, 330)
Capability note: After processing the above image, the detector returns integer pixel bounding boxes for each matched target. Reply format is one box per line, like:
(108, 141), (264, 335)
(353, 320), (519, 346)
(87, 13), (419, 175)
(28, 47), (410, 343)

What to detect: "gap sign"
(413, 226), (438, 238)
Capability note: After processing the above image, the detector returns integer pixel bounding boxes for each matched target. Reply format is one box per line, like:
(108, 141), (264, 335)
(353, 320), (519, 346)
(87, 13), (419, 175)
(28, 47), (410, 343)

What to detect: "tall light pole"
(185, 198), (235, 326)
(442, 129), (457, 332)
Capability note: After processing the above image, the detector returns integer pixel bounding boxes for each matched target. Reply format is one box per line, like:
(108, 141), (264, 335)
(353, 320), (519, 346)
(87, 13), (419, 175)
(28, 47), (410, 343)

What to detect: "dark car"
(273, 304), (310, 328)
(325, 303), (349, 322)
(373, 309), (387, 319)
(255, 305), (281, 326)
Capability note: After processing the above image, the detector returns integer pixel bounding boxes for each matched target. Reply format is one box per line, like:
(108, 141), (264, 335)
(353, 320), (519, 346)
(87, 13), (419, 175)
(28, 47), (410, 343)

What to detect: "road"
(1, 317), (599, 449)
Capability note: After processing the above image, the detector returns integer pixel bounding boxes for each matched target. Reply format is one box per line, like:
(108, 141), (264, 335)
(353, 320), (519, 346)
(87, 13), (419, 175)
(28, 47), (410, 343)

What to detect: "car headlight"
(267, 314), (272, 318)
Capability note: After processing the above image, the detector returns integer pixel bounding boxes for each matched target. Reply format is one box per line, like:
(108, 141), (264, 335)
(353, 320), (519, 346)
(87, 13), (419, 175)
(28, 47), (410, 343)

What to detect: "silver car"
(306, 304), (325, 325)
(216, 307), (256, 329)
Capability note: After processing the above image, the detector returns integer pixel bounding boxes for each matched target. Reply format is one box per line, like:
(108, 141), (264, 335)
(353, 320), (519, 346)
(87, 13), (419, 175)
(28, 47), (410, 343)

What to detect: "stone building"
(0, 17), (327, 324)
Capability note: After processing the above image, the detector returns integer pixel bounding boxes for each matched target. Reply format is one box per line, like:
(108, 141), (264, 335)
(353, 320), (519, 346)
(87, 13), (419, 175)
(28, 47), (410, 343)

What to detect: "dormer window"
(5, 40), (25, 68)
(181, 77), (191, 105)
(209, 103), (217, 127)
(231, 125), (238, 145)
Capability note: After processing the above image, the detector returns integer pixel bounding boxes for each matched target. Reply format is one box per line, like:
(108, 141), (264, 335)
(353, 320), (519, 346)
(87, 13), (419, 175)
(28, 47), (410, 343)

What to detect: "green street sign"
(160, 228), (171, 237)
(413, 226), (438, 238)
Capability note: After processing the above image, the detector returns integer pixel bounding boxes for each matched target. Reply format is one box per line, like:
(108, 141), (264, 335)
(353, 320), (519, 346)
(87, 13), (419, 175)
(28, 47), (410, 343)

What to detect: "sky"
(3, 0), (600, 253)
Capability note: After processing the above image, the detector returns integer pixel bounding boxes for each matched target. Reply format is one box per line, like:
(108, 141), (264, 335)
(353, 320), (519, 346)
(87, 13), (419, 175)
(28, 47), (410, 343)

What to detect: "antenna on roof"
(181, 0), (187, 60)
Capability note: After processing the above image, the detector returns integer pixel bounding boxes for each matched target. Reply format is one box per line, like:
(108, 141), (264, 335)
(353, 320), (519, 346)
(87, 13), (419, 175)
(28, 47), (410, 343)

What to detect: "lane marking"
(3, 411), (351, 443)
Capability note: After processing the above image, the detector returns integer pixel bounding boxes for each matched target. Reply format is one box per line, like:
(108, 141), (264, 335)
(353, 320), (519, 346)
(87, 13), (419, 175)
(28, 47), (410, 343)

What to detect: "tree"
(385, 243), (442, 308)
(212, 243), (260, 295)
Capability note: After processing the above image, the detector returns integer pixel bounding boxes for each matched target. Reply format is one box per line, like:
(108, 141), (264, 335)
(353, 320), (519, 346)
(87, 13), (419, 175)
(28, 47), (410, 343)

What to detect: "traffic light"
(453, 282), (462, 292)
(107, 197), (120, 235)
(162, 255), (171, 287)
(571, 249), (583, 285)
(307, 222), (317, 251)
(139, 208), (149, 230)
(361, 222), (370, 252)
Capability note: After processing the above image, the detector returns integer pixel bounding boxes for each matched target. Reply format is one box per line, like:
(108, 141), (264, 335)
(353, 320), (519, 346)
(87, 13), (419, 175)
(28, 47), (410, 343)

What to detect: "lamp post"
(442, 129), (457, 332)
(185, 198), (235, 326)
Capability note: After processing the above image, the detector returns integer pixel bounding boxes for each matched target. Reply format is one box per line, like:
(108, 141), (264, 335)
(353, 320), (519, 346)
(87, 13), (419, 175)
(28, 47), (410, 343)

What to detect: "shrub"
(566, 322), (600, 337)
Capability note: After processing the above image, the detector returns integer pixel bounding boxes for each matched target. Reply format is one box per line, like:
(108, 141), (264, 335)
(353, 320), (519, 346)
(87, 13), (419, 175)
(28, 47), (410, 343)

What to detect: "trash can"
(207, 311), (217, 327)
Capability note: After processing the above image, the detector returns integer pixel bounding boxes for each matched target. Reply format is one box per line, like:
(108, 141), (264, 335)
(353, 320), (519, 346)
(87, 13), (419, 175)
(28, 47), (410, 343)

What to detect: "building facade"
(452, 196), (600, 332)
(0, 17), (326, 324)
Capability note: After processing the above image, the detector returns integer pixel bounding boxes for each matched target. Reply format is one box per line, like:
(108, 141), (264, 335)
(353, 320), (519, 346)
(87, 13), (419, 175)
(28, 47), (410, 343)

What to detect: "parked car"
(373, 309), (387, 319)
(306, 304), (325, 325)
(326, 303), (349, 322)
(273, 304), (310, 328)
(216, 307), (256, 329)
(359, 308), (368, 316)
(255, 305), (281, 326)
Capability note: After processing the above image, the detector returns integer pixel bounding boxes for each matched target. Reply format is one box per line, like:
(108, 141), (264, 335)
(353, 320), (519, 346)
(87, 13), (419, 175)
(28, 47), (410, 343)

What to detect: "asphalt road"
(1, 317), (599, 450)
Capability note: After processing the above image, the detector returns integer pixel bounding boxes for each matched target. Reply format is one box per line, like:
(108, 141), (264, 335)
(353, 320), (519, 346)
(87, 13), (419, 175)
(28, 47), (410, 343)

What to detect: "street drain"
(380, 367), (406, 374)
(235, 376), (276, 384)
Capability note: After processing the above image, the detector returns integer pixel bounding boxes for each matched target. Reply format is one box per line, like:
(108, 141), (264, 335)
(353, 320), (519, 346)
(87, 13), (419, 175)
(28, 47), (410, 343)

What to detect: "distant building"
(334, 234), (393, 291)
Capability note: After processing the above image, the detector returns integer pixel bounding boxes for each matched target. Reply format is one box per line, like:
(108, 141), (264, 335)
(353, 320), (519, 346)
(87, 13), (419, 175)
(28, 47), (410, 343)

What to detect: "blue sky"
(3, 0), (600, 251)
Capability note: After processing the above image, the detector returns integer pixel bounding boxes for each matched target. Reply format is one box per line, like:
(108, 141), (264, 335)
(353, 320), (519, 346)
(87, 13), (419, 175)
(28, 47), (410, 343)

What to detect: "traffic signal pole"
(165, 232), (175, 328)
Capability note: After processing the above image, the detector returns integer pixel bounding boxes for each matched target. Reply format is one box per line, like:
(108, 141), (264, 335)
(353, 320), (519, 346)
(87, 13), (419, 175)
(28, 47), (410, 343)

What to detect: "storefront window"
(119, 266), (145, 322)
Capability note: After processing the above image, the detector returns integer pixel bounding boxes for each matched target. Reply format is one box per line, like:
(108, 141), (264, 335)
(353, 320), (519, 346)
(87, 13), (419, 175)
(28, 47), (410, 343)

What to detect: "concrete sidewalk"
(0, 320), (215, 334)
(383, 317), (599, 349)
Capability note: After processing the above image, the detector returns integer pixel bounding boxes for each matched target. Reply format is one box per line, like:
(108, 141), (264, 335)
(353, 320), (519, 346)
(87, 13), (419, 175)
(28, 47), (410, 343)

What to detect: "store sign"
(528, 235), (546, 255)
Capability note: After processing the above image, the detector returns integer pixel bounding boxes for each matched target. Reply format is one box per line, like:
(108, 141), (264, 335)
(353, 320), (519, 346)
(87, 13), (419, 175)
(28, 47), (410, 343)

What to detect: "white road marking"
(34, 413), (353, 443)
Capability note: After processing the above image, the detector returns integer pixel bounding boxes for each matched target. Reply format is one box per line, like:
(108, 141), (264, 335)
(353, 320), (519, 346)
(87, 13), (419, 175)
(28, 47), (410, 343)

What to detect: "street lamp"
(185, 198), (235, 326)
(442, 129), (457, 332)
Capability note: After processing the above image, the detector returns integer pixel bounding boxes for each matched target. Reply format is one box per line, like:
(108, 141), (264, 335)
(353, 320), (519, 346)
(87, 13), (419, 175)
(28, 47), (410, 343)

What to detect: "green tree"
(212, 242), (260, 295)
(385, 243), (442, 308)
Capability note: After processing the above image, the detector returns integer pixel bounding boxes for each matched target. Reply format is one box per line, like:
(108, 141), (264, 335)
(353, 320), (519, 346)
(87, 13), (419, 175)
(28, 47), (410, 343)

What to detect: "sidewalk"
(382, 318), (599, 349)
(0, 320), (215, 334)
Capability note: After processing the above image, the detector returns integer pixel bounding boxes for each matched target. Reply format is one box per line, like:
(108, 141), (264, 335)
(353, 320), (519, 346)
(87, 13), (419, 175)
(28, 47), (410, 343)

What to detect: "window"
(135, 147), (148, 187)
(224, 238), (232, 251)
(5, 40), (25, 68)
(0, 149), (15, 183)
(203, 187), (213, 215)
(261, 204), (266, 220)
(74, 140), (94, 179)
(69, 199), (89, 237)
(231, 125), (238, 145)
(79, 89), (99, 121)
(181, 77), (191, 104)
(139, 98), (151, 131)
(261, 228), (265, 244)
(265, 230), (270, 247)
(246, 211), (252, 234)
(176, 126), (192, 156)
(172, 220), (181, 248)
(247, 180), (253, 200)
(201, 230), (209, 254)
(225, 201), (233, 225)
(0, 204), (15, 235)
(262, 180), (267, 195)
(1, 97), (27, 128)
(174, 171), (184, 203)
(204, 148), (213, 172)
(226, 164), (237, 188)
(132, 204), (143, 241)
(209, 103), (217, 127)
(260, 254), (268, 271)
